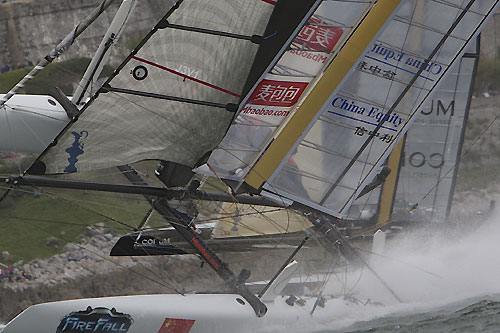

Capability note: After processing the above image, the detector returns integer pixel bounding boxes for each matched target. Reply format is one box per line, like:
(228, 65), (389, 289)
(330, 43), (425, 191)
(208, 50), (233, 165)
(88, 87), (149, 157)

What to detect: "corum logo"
(57, 306), (133, 332)
(64, 130), (88, 173)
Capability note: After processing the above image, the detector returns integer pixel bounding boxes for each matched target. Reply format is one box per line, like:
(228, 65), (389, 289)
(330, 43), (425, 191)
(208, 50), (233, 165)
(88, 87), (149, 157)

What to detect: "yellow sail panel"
(244, 0), (402, 190)
(207, 1), (376, 181)
(376, 138), (404, 227)
(255, 1), (499, 218)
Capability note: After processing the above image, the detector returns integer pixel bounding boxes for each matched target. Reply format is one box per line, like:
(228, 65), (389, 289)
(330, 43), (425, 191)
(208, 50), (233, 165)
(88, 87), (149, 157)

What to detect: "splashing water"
(304, 210), (500, 332)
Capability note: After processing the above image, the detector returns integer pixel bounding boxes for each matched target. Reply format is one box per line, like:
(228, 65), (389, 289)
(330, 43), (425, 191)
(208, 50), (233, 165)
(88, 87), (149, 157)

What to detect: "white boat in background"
(1, 0), (499, 331)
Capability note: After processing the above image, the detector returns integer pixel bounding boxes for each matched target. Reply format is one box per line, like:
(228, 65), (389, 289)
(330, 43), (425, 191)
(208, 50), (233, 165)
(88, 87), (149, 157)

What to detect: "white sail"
(207, 0), (378, 180)
(215, 0), (499, 218)
(36, 0), (274, 174)
(391, 37), (480, 224)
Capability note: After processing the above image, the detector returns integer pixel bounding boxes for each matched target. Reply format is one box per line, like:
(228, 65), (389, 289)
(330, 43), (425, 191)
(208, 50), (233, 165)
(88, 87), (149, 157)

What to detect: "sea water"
(307, 210), (500, 333)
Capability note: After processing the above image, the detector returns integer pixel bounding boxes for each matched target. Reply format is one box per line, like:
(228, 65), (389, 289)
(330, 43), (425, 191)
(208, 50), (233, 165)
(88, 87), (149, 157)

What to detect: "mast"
(72, 0), (137, 106)
(0, 0), (117, 107)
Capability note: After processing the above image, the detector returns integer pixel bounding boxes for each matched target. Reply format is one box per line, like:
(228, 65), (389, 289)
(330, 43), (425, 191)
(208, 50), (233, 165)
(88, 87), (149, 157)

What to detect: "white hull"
(2, 293), (336, 333)
(0, 95), (69, 153)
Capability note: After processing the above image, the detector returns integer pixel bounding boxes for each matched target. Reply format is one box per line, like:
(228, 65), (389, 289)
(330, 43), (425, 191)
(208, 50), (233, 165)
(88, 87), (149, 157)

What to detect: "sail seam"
(101, 86), (235, 110)
(131, 56), (241, 98)
(330, 4), (477, 209)
(164, 22), (263, 44)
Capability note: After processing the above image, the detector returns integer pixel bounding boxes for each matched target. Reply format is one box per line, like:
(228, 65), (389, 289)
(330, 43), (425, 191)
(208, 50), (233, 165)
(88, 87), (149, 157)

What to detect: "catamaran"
(1, 0), (498, 331)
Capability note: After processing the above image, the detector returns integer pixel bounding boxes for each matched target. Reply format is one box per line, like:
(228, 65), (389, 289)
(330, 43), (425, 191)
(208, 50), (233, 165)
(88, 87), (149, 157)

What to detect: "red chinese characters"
(295, 16), (343, 53)
(158, 318), (195, 333)
(248, 79), (308, 107)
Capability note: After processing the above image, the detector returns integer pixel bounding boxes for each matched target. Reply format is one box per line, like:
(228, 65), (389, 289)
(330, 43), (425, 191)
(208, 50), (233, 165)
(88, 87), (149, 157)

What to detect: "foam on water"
(302, 209), (500, 332)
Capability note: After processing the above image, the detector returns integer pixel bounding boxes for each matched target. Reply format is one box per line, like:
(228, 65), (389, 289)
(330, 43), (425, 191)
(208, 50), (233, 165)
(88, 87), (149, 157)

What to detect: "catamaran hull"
(0, 95), (69, 154)
(2, 293), (335, 332)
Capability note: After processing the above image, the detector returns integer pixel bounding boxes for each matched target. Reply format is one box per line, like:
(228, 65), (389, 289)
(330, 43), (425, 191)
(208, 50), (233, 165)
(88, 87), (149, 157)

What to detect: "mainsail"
(390, 37), (480, 225)
(34, 0), (275, 174)
(209, 0), (500, 219)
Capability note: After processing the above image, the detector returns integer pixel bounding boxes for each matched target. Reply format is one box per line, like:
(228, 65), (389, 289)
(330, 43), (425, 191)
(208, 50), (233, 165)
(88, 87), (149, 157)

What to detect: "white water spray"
(301, 210), (500, 332)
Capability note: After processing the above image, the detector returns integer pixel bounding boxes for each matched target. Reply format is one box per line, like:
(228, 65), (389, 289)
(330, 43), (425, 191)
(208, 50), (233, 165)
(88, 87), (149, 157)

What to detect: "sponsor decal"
(240, 105), (291, 117)
(57, 306), (133, 332)
(421, 100), (455, 117)
(403, 152), (445, 169)
(191, 237), (219, 269)
(64, 130), (88, 173)
(354, 126), (394, 144)
(294, 15), (343, 53)
(329, 96), (406, 130)
(364, 43), (443, 81)
(158, 318), (195, 333)
(248, 79), (308, 107)
(288, 49), (329, 64)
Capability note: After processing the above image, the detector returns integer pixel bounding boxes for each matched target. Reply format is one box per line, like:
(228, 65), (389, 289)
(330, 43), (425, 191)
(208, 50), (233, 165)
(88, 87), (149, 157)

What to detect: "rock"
(2, 250), (10, 259)
(45, 237), (61, 248)
(85, 226), (100, 237)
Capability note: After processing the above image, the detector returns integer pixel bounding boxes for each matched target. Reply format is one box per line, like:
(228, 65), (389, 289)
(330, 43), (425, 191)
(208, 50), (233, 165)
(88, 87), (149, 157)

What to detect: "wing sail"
(392, 37), (480, 224)
(213, 1), (499, 218)
(36, 0), (274, 174)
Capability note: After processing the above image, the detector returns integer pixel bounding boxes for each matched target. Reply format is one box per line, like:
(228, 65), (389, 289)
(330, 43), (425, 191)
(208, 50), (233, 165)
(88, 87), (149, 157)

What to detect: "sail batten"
(207, 0), (380, 183)
(209, 0), (499, 218)
(391, 36), (481, 224)
(34, 0), (275, 174)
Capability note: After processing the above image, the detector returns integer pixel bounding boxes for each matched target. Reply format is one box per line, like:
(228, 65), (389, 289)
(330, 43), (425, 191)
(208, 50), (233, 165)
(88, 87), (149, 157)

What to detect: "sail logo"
(248, 79), (308, 107)
(175, 65), (199, 79)
(365, 43), (443, 79)
(57, 306), (133, 332)
(191, 237), (219, 269)
(403, 151), (444, 169)
(64, 130), (88, 173)
(330, 97), (405, 129)
(294, 15), (343, 53)
(158, 317), (195, 333)
(421, 100), (455, 116)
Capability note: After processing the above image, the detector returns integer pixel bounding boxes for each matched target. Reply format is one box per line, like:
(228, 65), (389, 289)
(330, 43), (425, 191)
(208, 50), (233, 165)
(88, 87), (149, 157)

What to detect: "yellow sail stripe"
(244, 0), (402, 190)
(376, 138), (404, 227)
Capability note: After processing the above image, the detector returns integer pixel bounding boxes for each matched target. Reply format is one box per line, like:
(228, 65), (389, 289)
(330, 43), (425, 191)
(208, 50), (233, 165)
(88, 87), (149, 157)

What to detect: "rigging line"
(12, 180), (156, 217)
(322, 0), (418, 208)
(353, 245), (442, 279)
(7, 107), (68, 121)
(43, 197), (186, 293)
(345, 264), (365, 298)
(10, 191), (184, 293)
(0, 3), (188, 203)
(0, 215), (130, 230)
(131, 56), (241, 98)
(0, 0), (117, 107)
(34, 223), (184, 294)
(10, 182), (143, 231)
(329, 0), (479, 210)
(102, 85), (237, 111)
(92, 90), (214, 162)
(206, 163), (238, 203)
(418, 103), (500, 205)
(163, 22), (263, 44)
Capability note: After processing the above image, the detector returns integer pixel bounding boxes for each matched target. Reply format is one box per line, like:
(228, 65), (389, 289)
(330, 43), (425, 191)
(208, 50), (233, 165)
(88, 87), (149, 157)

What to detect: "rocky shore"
(0, 232), (223, 323)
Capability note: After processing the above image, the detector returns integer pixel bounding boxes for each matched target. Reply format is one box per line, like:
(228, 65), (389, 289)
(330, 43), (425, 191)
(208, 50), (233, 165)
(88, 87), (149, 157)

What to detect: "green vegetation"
(0, 158), (171, 265)
(0, 182), (165, 265)
(455, 164), (500, 192)
(0, 57), (113, 95)
(474, 57), (500, 94)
